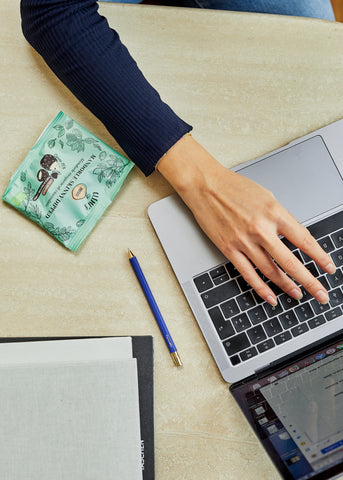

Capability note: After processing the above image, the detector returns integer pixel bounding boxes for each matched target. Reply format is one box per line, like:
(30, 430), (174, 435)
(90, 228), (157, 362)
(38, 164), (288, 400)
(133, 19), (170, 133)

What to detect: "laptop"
(148, 119), (343, 479)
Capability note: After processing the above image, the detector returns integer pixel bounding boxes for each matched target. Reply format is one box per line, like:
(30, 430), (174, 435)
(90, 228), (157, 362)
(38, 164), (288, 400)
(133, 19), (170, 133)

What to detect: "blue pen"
(128, 249), (183, 367)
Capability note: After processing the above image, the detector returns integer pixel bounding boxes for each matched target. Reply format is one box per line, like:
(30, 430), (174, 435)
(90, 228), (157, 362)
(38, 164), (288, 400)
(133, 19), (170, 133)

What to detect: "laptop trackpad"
(236, 135), (343, 223)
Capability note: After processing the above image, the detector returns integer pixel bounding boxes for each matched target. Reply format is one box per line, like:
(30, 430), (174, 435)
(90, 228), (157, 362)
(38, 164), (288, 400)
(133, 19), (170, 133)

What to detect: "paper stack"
(0, 336), (154, 480)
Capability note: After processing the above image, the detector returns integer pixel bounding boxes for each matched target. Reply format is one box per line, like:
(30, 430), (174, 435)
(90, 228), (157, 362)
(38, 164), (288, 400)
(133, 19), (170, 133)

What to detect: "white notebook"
(0, 340), (143, 480)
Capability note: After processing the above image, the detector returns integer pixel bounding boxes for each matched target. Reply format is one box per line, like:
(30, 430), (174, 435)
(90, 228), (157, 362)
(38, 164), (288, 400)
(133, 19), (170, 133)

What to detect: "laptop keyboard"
(193, 211), (343, 367)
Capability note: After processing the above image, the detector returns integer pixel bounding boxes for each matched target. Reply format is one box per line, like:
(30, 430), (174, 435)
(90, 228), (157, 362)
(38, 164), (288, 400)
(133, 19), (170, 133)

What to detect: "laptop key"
(213, 273), (230, 286)
(318, 275), (330, 291)
(194, 273), (213, 293)
(299, 287), (312, 302)
(264, 302), (283, 318)
(223, 332), (250, 356)
(332, 229), (343, 248)
(231, 313), (251, 333)
(317, 236), (335, 253)
(279, 293), (299, 311)
(310, 299), (330, 315)
(274, 331), (292, 345)
(236, 291), (256, 311)
(257, 339), (275, 353)
(210, 266), (226, 280)
(208, 306), (235, 340)
(291, 323), (309, 337)
(279, 311), (298, 328)
(327, 268), (343, 288)
(308, 315), (326, 329)
(201, 280), (240, 308)
(240, 347), (258, 361)
(221, 298), (240, 318)
(325, 306), (342, 321)
(329, 287), (343, 307)
(294, 303), (314, 322)
(263, 318), (282, 336)
(225, 262), (239, 278)
(252, 291), (265, 305)
(247, 305), (267, 325)
(305, 262), (319, 278)
(331, 248), (343, 268)
(247, 325), (267, 344)
(237, 276), (250, 292)
(230, 355), (241, 366)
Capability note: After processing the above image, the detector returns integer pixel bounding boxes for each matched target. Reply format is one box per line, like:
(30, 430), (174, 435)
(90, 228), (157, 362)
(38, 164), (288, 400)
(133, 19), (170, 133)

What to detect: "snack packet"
(2, 111), (134, 251)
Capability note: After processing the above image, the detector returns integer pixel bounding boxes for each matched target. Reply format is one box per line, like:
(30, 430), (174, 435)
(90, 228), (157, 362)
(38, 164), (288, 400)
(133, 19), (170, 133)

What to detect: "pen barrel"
(129, 256), (177, 353)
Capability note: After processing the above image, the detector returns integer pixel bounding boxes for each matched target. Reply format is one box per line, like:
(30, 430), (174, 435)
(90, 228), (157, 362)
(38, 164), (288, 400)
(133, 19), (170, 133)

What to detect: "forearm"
(20, 0), (192, 175)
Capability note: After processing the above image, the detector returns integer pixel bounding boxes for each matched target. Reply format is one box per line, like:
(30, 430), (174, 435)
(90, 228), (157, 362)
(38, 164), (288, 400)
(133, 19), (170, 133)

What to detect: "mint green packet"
(2, 111), (134, 251)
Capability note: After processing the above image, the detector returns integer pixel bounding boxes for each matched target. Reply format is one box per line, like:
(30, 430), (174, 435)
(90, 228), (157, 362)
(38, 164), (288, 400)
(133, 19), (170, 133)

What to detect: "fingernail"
(289, 288), (303, 300)
(315, 290), (329, 304)
(267, 295), (277, 306)
(325, 262), (336, 274)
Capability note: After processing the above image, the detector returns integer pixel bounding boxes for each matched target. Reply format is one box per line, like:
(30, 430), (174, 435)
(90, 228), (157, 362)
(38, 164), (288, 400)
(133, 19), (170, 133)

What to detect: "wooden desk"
(1, 1), (343, 478)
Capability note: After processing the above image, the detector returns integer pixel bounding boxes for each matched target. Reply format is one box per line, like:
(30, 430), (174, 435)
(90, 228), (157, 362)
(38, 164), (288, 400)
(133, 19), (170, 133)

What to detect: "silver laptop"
(148, 119), (343, 384)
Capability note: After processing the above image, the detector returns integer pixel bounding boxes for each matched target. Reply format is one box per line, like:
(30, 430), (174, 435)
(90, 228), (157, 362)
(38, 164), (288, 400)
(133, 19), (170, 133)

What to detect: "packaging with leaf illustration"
(2, 111), (134, 251)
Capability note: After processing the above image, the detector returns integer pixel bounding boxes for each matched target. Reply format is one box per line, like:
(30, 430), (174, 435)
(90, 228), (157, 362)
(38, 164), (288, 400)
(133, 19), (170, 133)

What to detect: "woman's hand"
(157, 135), (336, 306)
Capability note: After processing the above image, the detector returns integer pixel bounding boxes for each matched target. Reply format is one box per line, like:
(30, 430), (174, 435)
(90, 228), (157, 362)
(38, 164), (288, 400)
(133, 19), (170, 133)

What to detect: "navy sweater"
(20, 0), (192, 176)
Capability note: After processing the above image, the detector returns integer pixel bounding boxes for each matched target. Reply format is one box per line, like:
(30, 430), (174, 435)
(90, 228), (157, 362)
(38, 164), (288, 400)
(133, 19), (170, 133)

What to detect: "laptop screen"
(231, 334), (343, 480)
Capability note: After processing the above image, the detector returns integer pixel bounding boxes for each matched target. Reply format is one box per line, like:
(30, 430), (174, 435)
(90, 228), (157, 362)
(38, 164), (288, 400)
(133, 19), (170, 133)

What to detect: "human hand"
(157, 135), (336, 306)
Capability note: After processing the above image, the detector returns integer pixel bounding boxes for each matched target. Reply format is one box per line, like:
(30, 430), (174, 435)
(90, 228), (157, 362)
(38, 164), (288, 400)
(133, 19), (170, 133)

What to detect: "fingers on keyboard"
(194, 211), (343, 366)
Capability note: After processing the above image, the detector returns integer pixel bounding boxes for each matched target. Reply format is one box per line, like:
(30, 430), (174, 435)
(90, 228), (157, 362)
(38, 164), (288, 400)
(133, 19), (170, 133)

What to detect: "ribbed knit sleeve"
(20, 0), (192, 176)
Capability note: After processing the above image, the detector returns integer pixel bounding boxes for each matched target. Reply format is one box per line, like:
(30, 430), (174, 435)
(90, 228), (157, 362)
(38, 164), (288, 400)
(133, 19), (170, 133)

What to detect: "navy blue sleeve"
(20, 0), (192, 176)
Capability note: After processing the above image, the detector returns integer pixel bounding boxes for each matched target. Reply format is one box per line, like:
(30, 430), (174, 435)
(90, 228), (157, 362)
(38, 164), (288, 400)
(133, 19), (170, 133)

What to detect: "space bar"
(201, 280), (240, 308)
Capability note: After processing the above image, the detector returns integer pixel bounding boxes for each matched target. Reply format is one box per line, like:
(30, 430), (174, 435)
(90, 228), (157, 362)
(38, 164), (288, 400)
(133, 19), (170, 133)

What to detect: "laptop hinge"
(253, 329), (343, 379)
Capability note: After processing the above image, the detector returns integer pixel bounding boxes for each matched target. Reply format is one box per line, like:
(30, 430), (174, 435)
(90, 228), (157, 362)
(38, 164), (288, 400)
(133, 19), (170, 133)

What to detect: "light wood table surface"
(1, 1), (343, 478)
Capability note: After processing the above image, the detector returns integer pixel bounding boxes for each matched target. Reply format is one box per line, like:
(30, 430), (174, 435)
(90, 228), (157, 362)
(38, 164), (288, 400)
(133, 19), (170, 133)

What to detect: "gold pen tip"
(128, 249), (134, 259)
(171, 351), (183, 367)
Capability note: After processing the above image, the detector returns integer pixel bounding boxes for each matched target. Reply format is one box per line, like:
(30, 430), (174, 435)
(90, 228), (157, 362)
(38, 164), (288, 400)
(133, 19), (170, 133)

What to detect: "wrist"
(156, 134), (225, 197)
